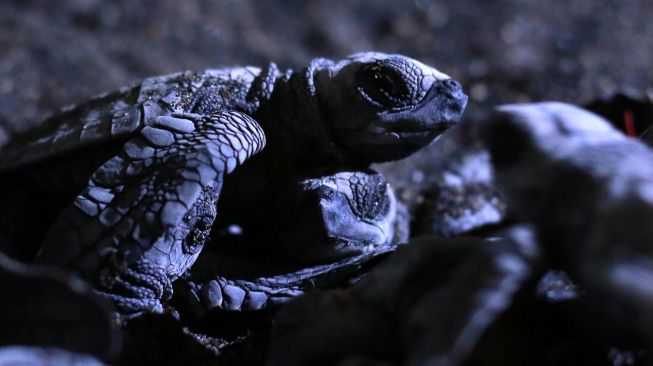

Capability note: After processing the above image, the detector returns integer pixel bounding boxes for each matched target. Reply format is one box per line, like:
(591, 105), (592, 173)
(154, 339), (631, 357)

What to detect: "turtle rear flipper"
(36, 111), (266, 314)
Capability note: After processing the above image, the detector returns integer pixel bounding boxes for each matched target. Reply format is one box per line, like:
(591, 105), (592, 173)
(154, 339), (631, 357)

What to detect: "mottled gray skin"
(0, 52), (465, 314)
(180, 170), (409, 314)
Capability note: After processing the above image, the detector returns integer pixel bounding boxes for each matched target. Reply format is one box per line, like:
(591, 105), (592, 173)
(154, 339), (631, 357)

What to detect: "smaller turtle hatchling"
(178, 169), (409, 314)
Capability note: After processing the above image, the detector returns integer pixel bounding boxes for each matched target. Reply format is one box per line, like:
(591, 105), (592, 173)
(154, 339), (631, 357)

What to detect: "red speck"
(624, 110), (636, 138)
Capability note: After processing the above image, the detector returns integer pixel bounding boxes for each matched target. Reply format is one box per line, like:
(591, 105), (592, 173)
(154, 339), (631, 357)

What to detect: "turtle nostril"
(436, 79), (463, 99)
(442, 79), (462, 92)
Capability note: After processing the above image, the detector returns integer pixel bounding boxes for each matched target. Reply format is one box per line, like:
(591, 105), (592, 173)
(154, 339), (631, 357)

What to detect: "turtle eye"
(357, 62), (411, 109)
(317, 186), (336, 201)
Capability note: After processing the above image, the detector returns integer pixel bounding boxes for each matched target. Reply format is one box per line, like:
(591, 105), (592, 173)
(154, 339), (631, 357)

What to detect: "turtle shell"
(0, 67), (261, 172)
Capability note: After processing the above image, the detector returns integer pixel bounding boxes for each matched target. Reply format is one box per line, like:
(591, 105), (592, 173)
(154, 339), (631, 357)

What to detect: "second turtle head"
(280, 170), (408, 262)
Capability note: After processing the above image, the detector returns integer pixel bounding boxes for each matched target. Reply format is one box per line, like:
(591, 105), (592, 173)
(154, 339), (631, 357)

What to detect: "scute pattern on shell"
(0, 65), (268, 172)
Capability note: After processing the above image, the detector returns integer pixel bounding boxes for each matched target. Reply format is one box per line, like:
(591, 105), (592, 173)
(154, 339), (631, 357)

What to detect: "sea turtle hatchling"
(0, 52), (467, 314)
(178, 169), (409, 314)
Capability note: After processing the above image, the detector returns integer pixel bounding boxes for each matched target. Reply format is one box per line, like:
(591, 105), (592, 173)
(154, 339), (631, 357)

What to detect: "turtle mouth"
(356, 83), (468, 145)
(333, 80), (467, 163)
(362, 124), (451, 144)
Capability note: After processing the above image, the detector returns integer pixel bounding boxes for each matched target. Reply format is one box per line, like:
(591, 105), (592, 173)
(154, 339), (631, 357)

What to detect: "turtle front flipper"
(181, 246), (398, 316)
(36, 111), (266, 315)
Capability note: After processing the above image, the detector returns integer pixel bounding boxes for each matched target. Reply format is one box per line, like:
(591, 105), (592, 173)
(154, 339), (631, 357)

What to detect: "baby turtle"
(179, 169), (409, 314)
(0, 52), (466, 314)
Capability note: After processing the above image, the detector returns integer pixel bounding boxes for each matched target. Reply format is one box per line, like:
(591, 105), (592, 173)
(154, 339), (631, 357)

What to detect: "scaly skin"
(37, 112), (265, 313)
(182, 246), (399, 314)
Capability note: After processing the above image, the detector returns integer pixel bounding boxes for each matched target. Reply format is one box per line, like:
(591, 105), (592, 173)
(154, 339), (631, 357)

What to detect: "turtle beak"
(407, 78), (468, 129)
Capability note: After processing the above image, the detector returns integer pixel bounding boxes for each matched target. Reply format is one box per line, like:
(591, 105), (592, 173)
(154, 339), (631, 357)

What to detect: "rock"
(0, 346), (105, 366)
(121, 312), (232, 365)
(0, 253), (119, 360)
(377, 125), (508, 237)
(535, 270), (581, 303)
(413, 146), (507, 237)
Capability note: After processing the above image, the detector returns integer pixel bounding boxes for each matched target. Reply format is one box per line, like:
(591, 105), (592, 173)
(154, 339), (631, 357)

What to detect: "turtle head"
(312, 52), (468, 163)
(281, 171), (407, 262)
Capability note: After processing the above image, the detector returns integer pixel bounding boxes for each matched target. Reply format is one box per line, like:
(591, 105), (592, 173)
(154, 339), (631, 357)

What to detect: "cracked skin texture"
(0, 52), (467, 314)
